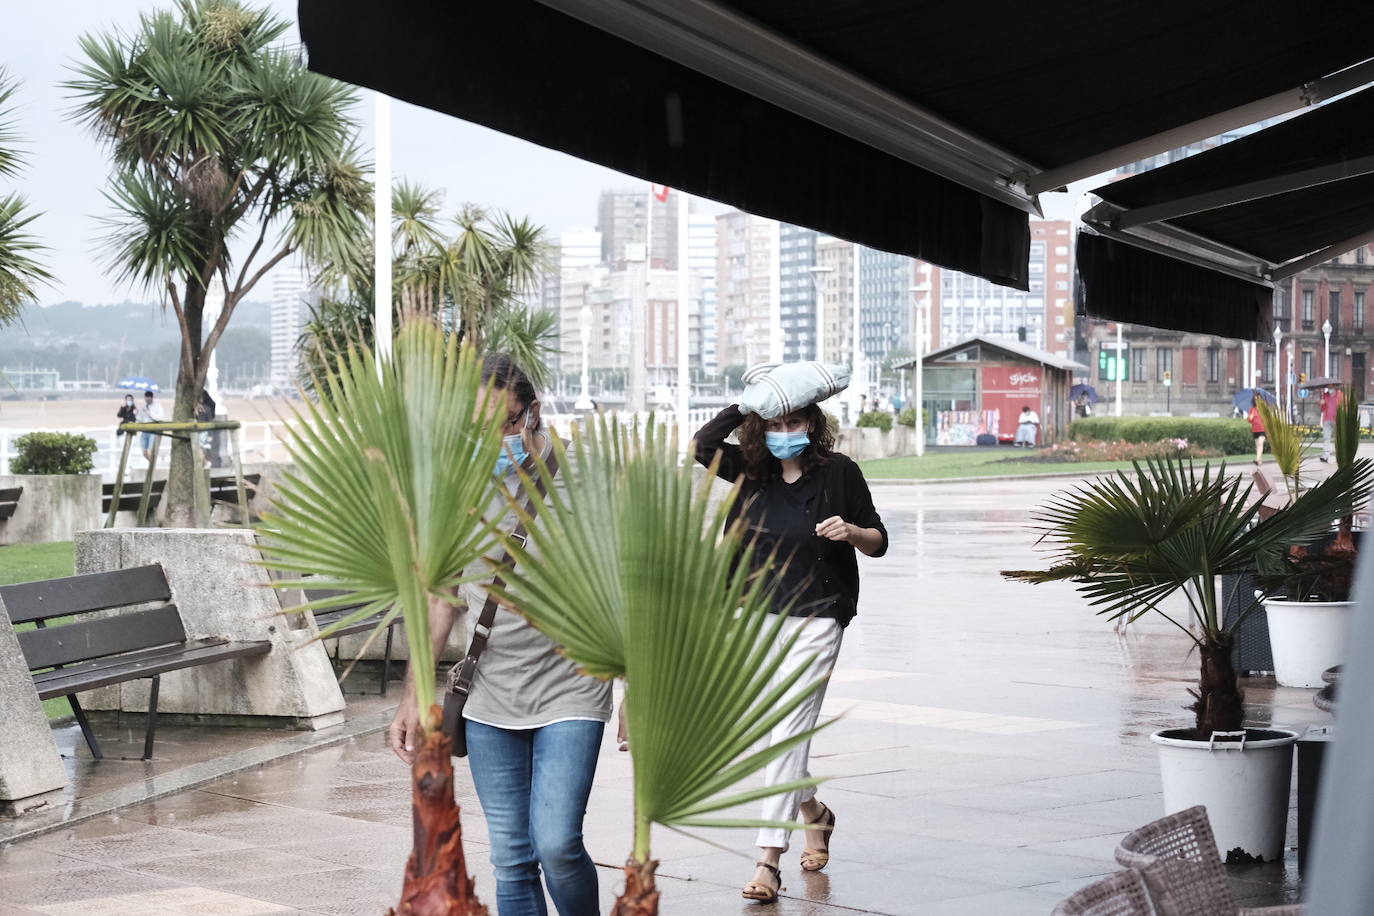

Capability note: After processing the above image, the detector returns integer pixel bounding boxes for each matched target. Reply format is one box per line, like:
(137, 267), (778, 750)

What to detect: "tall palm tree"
(256, 320), (505, 915)
(495, 419), (833, 914)
(1004, 457), (1371, 737)
(67, 0), (370, 526)
(0, 68), (51, 328)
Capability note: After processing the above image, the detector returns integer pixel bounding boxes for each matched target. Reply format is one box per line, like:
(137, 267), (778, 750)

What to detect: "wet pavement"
(0, 476), (1325, 914)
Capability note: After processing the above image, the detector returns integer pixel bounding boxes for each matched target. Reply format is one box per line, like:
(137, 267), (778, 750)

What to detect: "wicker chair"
(1052, 868), (1154, 916)
(1114, 805), (1305, 915)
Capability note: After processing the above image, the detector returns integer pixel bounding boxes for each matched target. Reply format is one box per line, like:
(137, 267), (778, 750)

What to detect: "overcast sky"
(3, 0), (1085, 308)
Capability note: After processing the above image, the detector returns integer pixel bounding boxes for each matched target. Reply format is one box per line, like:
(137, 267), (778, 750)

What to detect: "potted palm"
(256, 321), (507, 915)
(1003, 456), (1371, 862)
(494, 417), (832, 915)
(1258, 392), (1367, 687)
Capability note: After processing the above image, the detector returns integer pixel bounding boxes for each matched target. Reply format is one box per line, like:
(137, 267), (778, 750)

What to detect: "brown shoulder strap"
(448, 444), (561, 699)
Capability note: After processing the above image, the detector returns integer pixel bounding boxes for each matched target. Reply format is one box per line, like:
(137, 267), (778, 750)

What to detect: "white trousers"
(1014, 422), (1038, 445)
(756, 615), (844, 851)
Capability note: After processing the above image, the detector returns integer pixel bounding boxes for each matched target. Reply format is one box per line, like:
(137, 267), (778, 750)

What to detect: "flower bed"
(1004, 438), (1223, 463)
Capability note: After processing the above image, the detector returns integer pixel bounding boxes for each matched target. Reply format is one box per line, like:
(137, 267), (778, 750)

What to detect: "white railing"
(0, 420), (293, 477)
(0, 410), (721, 476)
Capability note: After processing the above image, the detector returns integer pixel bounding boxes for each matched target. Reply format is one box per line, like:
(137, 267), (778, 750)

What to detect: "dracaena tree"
(67, 0), (369, 525)
(0, 68), (51, 328)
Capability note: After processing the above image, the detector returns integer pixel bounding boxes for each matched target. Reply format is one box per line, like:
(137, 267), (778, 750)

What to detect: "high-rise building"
(858, 248), (917, 383)
(815, 238), (854, 366)
(779, 225), (819, 361)
(688, 212), (719, 373)
(270, 261), (319, 390)
(934, 219), (1073, 356)
(547, 229), (602, 373)
(715, 210), (776, 370)
(597, 188), (679, 269)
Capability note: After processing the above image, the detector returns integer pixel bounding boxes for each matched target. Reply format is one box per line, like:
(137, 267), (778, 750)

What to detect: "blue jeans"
(466, 719), (604, 916)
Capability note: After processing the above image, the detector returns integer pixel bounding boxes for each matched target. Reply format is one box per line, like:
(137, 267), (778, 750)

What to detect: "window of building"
(1302, 351), (1314, 378)
(1330, 291), (1342, 331)
(1207, 347), (1220, 383)
(1132, 348), (1147, 382)
(1054, 246), (1068, 255)
(1054, 263), (1069, 273)
(1358, 292), (1366, 331)
(1055, 314), (1066, 325)
(1358, 246), (1367, 265)
(1302, 289), (1314, 329)
(1056, 281), (1069, 290)
(1156, 348), (1173, 381)
(1262, 349), (1275, 382)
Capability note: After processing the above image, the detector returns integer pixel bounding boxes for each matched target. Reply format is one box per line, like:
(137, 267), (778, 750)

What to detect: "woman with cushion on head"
(693, 363), (888, 905)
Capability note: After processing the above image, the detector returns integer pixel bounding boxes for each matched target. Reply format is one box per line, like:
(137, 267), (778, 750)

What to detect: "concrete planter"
(1263, 598), (1353, 688)
(0, 597), (67, 815)
(1152, 727), (1298, 863)
(834, 425), (919, 461)
(0, 474), (101, 546)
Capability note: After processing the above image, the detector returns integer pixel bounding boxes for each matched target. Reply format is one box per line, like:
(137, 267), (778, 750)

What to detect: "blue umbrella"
(1069, 383), (1100, 403)
(116, 376), (160, 392)
(1233, 387), (1276, 410)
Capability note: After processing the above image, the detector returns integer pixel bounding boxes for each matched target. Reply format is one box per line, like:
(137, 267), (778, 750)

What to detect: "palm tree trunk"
(1189, 636), (1244, 738)
(389, 708), (488, 916)
(165, 279), (209, 528)
(610, 858), (660, 916)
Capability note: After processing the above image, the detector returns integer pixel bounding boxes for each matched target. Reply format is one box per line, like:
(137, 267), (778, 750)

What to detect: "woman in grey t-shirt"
(390, 354), (612, 916)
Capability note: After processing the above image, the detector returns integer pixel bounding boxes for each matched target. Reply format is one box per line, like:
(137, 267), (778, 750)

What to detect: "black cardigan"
(694, 406), (888, 626)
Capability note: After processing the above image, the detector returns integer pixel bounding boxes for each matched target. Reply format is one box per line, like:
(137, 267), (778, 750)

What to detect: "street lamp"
(805, 264), (834, 362)
(1323, 318), (1333, 377)
(1273, 322), (1284, 414)
(574, 305), (593, 411)
(908, 285), (926, 457)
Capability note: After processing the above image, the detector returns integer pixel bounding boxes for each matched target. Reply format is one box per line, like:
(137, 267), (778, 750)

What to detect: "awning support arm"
(1113, 155), (1374, 230)
(533, 0), (1043, 214)
(1026, 57), (1374, 195)
(1271, 228), (1374, 282)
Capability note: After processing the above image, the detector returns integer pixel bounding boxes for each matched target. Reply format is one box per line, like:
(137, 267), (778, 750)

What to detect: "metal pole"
(769, 220), (783, 363)
(676, 189), (691, 451)
(1114, 323), (1123, 417)
(914, 304), (925, 457)
(373, 92), (393, 364)
(851, 242), (864, 419)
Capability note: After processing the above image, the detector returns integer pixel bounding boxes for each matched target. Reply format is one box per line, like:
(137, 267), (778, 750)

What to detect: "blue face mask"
(765, 430), (810, 460)
(494, 409), (531, 477)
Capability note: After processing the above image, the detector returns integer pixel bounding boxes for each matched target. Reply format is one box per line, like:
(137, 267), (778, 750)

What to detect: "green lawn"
(860, 450), (1143, 480)
(0, 540), (75, 586)
(0, 542), (76, 718)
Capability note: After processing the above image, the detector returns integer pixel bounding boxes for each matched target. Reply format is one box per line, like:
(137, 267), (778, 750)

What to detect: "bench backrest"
(1252, 469), (1275, 499)
(207, 474), (261, 497)
(101, 479), (165, 513)
(0, 565), (185, 670)
(0, 485), (21, 521)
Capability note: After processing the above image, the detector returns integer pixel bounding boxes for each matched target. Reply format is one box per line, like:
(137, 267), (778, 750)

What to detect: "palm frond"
(484, 305), (560, 391)
(255, 321), (507, 721)
(497, 418), (833, 861)
(1336, 387), (1360, 469)
(1256, 399), (1310, 496)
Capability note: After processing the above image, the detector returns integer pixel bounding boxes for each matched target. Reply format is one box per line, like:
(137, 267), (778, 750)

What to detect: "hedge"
(10, 432), (99, 475)
(857, 410), (894, 432)
(1067, 416), (1252, 456)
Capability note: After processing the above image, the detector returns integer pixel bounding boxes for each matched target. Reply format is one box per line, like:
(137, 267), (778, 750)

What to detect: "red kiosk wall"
(982, 366), (1043, 442)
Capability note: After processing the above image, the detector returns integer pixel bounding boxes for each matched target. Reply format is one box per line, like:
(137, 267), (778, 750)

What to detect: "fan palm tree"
(256, 320), (507, 915)
(67, 0), (370, 526)
(1003, 456), (1372, 737)
(0, 68), (51, 328)
(494, 419), (833, 914)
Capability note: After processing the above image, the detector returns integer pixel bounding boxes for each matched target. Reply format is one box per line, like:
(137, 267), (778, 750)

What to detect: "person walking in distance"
(116, 394), (138, 434)
(1013, 405), (1040, 448)
(1320, 386), (1342, 463)
(136, 389), (164, 461)
(694, 369), (888, 904)
(1249, 402), (1268, 465)
(389, 354), (611, 916)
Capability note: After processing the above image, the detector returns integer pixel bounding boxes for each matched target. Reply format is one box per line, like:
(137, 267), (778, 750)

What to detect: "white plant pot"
(1263, 599), (1353, 688)
(1151, 728), (1298, 863)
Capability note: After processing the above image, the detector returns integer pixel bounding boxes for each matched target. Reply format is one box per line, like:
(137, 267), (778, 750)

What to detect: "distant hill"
(14, 300), (272, 350)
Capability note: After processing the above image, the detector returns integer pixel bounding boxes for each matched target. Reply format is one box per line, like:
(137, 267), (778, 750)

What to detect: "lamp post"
(574, 305), (593, 411)
(1323, 318), (1333, 377)
(908, 287), (926, 457)
(1273, 323), (1284, 414)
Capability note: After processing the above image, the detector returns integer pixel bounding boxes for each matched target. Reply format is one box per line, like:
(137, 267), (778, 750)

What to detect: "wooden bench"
(208, 473), (261, 520)
(0, 565), (271, 760)
(304, 588), (398, 696)
(0, 486), (21, 521)
(101, 479), (165, 515)
(1251, 469), (1281, 521)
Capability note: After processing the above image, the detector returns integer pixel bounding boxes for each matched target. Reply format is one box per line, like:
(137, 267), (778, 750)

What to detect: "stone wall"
(0, 474), (101, 546)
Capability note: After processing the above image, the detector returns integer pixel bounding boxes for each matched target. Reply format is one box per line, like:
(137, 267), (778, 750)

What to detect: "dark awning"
(297, 1), (1374, 299)
(1079, 85), (1374, 339)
